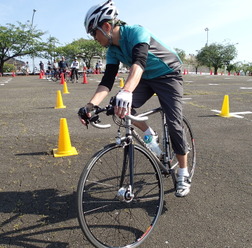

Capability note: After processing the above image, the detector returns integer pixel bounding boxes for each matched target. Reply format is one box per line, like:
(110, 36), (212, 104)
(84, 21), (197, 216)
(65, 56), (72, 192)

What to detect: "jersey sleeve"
(132, 43), (149, 69)
(99, 64), (119, 91)
(128, 25), (151, 47)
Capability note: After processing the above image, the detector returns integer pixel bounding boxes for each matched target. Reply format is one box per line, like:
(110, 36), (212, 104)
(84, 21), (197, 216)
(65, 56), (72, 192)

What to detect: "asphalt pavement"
(0, 73), (251, 248)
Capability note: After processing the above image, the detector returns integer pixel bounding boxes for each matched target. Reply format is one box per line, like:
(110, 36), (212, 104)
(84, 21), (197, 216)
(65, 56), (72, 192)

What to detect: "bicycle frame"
(113, 107), (177, 200)
(90, 104), (195, 192)
(131, 107), (177, 176)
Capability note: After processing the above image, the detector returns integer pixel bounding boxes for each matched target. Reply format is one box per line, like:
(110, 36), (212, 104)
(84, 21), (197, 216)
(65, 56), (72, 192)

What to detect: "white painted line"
(0, 84), (4, 86)
(240, 87), (252, 89)
(211, 110), (243, 118)
(184, 81), (193, 83)
(211, 110), (252, 119)
(209, 84), (219, 85)
(182, 98), (192, 100)
(231, 111), (252, 115)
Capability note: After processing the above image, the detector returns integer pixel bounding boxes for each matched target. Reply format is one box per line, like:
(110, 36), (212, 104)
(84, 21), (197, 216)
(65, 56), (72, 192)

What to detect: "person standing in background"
(70, 57), (80, 83)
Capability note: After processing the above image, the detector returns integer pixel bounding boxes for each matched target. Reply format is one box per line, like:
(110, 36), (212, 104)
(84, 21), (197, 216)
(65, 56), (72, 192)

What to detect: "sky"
(0, 0), (252, 67)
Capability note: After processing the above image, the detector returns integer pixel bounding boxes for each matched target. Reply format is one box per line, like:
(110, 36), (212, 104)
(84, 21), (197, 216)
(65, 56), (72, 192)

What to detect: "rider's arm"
(99, 64), (119, 91)
(79, 64), (119, 125)
(85, 63), (119, 106)
(123, 42), (149, 92)
(89, 85), (110, 106)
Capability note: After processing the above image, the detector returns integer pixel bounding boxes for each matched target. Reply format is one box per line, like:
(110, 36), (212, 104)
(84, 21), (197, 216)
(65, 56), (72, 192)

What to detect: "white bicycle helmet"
(84, 0), (118, 34)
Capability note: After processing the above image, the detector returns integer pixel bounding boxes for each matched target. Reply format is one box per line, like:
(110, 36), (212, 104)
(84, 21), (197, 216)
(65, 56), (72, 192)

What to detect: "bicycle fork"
(116, 122), (135, 203)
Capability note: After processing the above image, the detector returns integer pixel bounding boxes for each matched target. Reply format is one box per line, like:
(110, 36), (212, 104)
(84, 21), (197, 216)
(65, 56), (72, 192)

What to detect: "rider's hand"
(115, 89), (132, 118)
(78, 103), (95, 126)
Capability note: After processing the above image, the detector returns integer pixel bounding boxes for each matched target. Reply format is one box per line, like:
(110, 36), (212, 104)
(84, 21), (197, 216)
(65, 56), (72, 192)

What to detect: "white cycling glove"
(116, 89), (133, 112)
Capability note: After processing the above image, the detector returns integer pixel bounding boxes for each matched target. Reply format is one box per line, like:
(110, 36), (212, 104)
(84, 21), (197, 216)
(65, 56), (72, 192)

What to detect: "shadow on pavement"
(0, 189), (78, 248)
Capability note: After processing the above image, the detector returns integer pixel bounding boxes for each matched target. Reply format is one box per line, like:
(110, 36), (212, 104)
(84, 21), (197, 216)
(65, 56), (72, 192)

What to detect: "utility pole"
(205, 27), (209, 46)
(31, 9), (37, 74)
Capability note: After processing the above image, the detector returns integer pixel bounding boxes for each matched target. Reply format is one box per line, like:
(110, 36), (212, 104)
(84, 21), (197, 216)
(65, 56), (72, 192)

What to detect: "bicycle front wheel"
(77, 143), (164, 248)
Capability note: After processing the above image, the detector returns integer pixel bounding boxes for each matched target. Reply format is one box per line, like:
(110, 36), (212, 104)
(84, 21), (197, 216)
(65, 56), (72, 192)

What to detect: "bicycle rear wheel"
(77, 143), (164, 248)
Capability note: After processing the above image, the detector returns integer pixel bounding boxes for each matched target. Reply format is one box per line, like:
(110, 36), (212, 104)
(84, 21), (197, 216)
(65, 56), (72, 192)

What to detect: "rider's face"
(94, 23), (110, 47)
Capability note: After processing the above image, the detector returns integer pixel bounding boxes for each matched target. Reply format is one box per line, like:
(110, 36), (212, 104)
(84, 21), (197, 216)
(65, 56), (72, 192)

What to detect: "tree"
(44, 36), (59, 62)
(238, 61), (252, 76)
(247, 63), (252, 76)
(56, 38), (106, 68)
(3, 63), (15, 73)
(174, 48), (186, 62)
(226, 63), (237, 74)
(185, 54), (201, 74)
(0, 22), (47, 74)
(196, 42), (238, 75)
(78, 39), (106, 68)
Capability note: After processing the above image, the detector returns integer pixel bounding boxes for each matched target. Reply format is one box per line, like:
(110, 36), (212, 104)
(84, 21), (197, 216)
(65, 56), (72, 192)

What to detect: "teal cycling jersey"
(106, 25), (182, 79)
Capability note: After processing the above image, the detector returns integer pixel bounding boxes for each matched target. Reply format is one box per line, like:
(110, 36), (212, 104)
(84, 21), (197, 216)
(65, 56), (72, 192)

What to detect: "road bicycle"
(51, 70), (60, 82)
(77, 100), (196, 248)
(51, 70), (71, 83)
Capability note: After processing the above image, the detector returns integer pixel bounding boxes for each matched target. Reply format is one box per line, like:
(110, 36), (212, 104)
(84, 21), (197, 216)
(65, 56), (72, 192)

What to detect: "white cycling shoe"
(175, 175), (191, 197)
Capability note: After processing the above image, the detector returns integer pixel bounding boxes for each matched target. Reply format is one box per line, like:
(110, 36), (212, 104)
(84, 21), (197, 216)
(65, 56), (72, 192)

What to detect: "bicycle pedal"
(161, 170), (170, 177)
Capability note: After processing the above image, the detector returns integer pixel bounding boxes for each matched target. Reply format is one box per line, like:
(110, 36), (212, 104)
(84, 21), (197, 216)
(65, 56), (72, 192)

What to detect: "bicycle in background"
(51, 69), (71, 83)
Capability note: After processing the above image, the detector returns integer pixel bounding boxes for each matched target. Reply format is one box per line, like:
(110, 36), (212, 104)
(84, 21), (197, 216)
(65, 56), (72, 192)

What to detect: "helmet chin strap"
(97, 22), (114, 47)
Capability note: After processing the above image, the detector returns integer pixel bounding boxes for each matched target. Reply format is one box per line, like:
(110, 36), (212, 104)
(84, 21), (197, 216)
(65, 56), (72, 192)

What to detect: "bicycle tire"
(77, 143), (164, 248)
(72, 72), (76, 83)
(51, 73), (59, 82)
(65, 72), (71, 83)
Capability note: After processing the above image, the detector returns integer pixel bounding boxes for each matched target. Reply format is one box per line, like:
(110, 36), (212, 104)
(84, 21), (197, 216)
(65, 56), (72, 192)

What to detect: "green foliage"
(0, 22), (47, 73)
(232, 61), (252, 75)
(3, 63), (15, 72)
(43, 36), (60, 61)
(196, 42), (237, 75)
(174, 48), (186, 62)
(226, 63), (237, 73)
(56, 38), (106, 68)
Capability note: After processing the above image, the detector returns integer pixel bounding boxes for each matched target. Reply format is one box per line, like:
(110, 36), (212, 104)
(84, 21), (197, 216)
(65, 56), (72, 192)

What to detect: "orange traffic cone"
(12, 71), (16, 77)
(60, 73), (65, 85)
(39, 72), (42, 79)
(55, 90), (66, 109)
(53, 118), (78, 157)
(42, 71), (45, 79)
(83, 72), (88, 84)
(63, 81), (70, 94)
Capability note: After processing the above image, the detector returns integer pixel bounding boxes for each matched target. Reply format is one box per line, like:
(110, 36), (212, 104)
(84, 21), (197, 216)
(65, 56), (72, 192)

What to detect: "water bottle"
(143, 135), (162, 157)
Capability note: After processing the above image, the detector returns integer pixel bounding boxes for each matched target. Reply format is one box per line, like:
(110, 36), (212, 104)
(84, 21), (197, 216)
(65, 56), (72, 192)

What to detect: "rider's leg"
(132, 121), (154, 135)
(76, 69), (79, 82)
(151, 75), (190, 196)
(131, 83), (156, 136)
(176, 154), (188, 170)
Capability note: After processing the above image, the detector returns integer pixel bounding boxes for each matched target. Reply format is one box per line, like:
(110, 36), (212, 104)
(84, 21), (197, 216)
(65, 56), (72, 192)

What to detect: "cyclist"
(79, 0), (191, 197)
(58, 56), (68, 78)
(70, 57), (80, 83)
